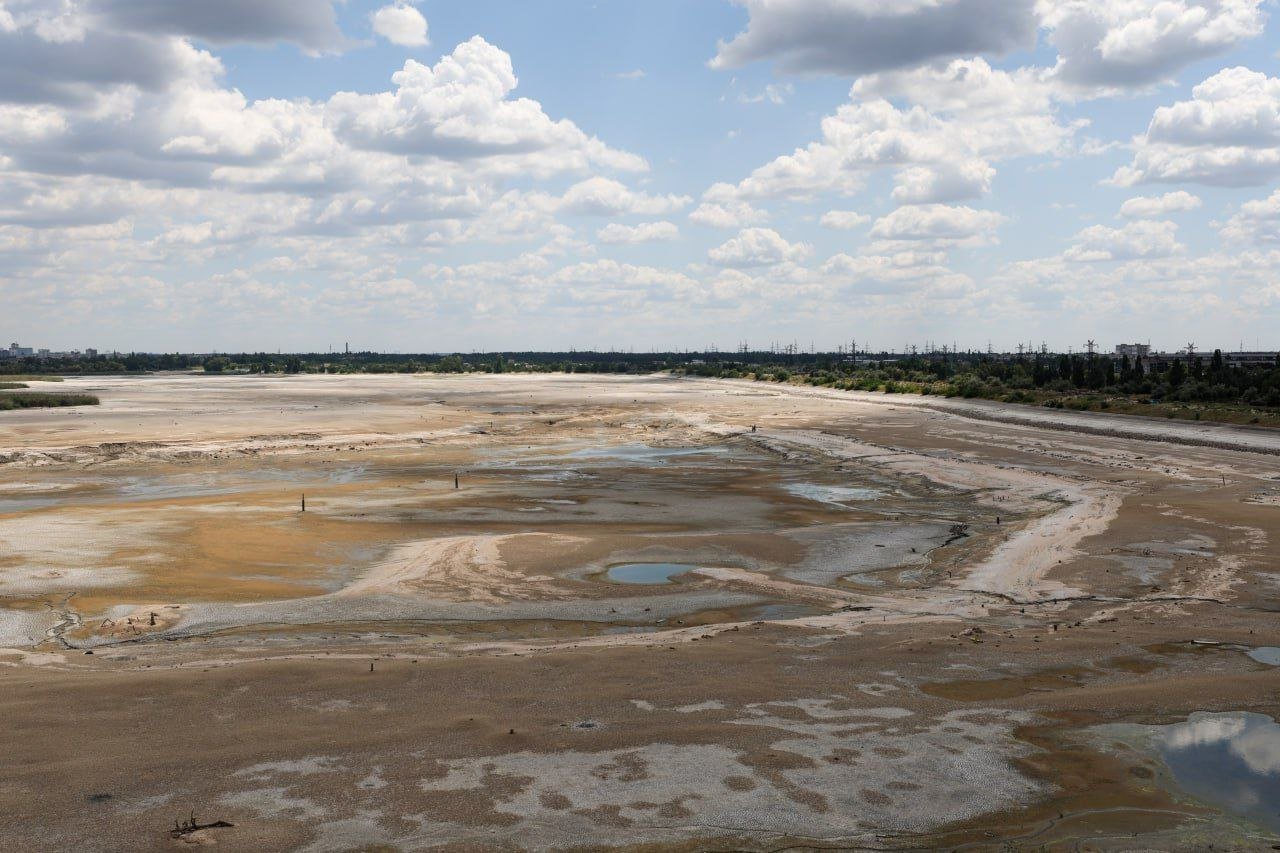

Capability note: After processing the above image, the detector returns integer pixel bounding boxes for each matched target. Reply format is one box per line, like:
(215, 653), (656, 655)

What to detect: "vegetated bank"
(5, 348), (1279, 428)
(0, 392), (99, 410)
(674, 350), (1280, 429)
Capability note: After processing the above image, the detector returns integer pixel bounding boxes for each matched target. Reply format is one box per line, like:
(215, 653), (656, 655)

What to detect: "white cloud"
(328, 37), (645, 173)
(1119, 191), (1201, 218)
(689, 183), (768, 228)
(371, 2), (428, 48)
(711, 0), (1037, 76)
(1219, 188), (1280, 244)
(560, 177), (690, 217)
(1112, 67), (1280, 186)
(870, 204), (1007, 245)
(851, 58), (1056, 116)
(597, 221), (679, 244)
(1064, 219), (1183, 261)
(739, 83), (793, 105)
(724, 60), (1076, 203)
(708, 227), (811, 267)
(892, 161), (996, 204)
(1039, 0), (1265, 90)
(102, 0), (349, 53)
(820, 211), (870, 230)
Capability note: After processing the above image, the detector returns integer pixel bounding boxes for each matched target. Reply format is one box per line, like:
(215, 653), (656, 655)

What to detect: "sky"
(2, 0), (1280, 354)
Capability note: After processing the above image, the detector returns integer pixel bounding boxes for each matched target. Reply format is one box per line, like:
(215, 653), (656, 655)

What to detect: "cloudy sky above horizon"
(3, 0), (1280, 353)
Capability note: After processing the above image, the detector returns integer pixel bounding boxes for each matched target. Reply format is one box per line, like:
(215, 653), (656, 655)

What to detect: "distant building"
(1225, 351), (1279, 368)
(5, 342), (34, 358)
(1114, 343), (1150, 359)
(85, 348), (98, 358)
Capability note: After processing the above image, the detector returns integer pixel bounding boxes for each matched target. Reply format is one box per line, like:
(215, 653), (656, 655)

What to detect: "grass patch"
(0, 375), (64, 382)
(0, 392), (99, 410)
(0, 382), (29, 389)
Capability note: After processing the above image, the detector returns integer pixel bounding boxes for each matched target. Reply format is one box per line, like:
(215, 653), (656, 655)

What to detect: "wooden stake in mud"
(301, 494), (306, 512)
(454, 473), (459, 489)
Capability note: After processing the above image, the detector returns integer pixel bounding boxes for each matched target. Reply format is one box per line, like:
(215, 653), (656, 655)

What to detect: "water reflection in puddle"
(1146, 712), (1280, 832)
(605, 563), (696, 584)
(1247, 647), (1280, 666)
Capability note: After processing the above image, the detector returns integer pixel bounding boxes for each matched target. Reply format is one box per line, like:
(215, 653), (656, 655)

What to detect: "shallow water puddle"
(566, 444), (732, 464)
(0, 465), (369, 513)
(1247, 647), (1280, 666)
(604, 563), (695, 584)
(1100, 711), (1280, 833)
(0, 496), (67, 513)
(784, 483), (884, 506)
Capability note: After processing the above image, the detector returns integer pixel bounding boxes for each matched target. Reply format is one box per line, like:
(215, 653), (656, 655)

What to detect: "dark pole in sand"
(301, 494), (306, 512)
(454, 473), (459, 489)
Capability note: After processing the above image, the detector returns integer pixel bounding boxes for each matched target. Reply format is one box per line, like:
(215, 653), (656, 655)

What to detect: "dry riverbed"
(1, 373), (1278, 851)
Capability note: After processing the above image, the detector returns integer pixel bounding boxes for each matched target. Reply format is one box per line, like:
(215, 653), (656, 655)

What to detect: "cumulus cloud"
(708, 227), (811, 267)
(328, 37), (645, 172)
(96, 0), (349, 54)
(1219, 189), (1280, 244)
(820, 249), (976, 300)
(688, 183), (769, 228)
(0, 7), (221, 106)
(711, 0), (1037, 76)
(1112, 67), (1280, 186)
(1119, 191), (1201, 218)
(0, 30), (654, 256)
(559, 177), (689, 217)
(870, 204), (1007, 245)
(892, 161), (996, 204)
(371, 2), (428, 47)
(722, 60), (1076, 204)
(1064, 219), (1183, 261)
(819, 210), (869, 230)
(739, 83), (793, 105)
(597, 221), (679, 244)
(0, 0), (347, 110)
(1040, 0), (1265, 90)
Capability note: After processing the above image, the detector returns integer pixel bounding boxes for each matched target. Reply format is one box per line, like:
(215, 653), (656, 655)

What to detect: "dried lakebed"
(0, 373), (1278, 851)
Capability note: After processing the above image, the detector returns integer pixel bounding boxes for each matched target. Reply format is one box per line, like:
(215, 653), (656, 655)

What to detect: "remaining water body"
(1247, 647), (1280, 666)
(605, 563), (696, 584)
(0, 496), (67, 513)
(785, 483), (884, 506)
(1150, 711), (1280, 832)
(566, 444), (731, 464)
(0, 464), (371, 513)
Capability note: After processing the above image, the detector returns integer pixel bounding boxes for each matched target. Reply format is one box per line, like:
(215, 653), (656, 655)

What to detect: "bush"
(0, 392), (99, 410)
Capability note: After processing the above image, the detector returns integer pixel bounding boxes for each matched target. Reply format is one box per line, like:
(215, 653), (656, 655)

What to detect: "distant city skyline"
(4, 337), (1276, 359)
(3, 1), (1280, 351)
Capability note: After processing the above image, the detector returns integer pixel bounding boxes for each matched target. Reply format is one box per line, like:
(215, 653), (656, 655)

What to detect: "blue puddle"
(1247, 647), (1280, 666)
(1149, 712), (1280, 832)
(604, 563), (696, 584)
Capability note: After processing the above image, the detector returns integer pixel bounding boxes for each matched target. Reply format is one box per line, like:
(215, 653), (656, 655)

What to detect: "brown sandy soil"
(1, 373), (1279, 851)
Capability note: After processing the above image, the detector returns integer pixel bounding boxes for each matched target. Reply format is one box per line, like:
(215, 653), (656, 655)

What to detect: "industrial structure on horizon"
(1, 342), (98, 360)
